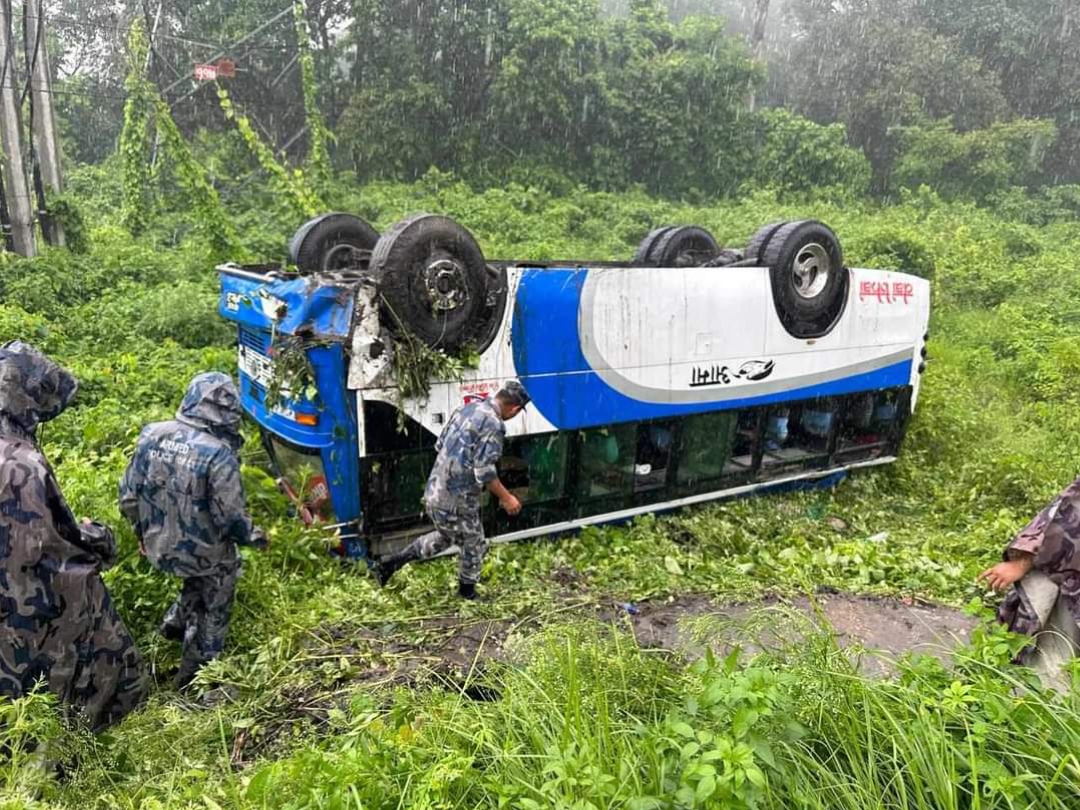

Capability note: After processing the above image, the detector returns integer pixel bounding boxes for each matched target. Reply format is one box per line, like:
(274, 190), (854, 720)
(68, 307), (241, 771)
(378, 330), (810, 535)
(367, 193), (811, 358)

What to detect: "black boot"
(159, 622), (184, 642)
(458, 581), (477, 600)
(374, 547), (419, 587)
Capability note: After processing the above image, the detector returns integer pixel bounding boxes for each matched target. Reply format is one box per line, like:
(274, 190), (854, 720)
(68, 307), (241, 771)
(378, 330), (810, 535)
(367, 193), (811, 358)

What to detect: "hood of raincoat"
(175, 372), (243, 450)
(0, 340), (79, 440)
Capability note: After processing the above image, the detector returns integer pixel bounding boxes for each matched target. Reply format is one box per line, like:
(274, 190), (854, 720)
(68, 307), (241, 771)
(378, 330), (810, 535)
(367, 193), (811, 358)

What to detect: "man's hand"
(978, 556), (1034, 592)
(500, 494), (522, 516)
(487, 478), (522, 516)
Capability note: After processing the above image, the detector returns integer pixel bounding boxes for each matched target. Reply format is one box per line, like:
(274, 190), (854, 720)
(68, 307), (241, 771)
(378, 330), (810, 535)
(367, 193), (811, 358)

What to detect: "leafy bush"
(746, 109), (871, 198)
(893, 118), (1058, 201)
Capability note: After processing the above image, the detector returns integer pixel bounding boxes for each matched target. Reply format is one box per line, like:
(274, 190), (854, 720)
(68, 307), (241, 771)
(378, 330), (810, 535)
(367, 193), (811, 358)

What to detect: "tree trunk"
(0, 0), (36, 256)
(746, 0), (771, 112)
(26, 0), (65, 246)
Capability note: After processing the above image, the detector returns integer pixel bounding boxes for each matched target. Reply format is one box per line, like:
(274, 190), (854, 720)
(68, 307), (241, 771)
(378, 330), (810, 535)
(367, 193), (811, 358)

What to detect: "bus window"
(724, 410), (760, 478)
(361, 450), (434, 527)
(266, 436), (334, 523)
(498, 432), (570, 505)
(634, 421), (676, 495)
(364, 400), (436, 454)
(761, 398), (834, 476)
(574, 424), (636, 516)
(485, 432), (572, 534)
(677, 411), (738, 490)
(834, 390), (903, 461)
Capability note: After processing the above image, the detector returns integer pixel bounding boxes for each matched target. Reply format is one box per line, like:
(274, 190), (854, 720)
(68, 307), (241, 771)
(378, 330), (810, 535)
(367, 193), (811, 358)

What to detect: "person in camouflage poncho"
(119, 372), (265, 688)
(0, 341), (146, 730)
(375, 382), (530, 599)
(980, 476), (1080, 688)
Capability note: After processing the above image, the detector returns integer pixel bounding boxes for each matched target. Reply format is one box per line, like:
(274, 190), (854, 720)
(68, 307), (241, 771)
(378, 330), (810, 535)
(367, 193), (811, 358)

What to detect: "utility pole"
(0, 0), (35, 256)
(25, 0), (64, 246)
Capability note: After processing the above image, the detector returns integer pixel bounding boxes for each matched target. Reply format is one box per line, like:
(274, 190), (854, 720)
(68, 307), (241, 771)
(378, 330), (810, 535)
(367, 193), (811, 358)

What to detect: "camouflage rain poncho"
(118, 372), (254, 577)
(999, 476), (1080, 686)
(0, 342), (146, 730)
(119, 373), (256, 685)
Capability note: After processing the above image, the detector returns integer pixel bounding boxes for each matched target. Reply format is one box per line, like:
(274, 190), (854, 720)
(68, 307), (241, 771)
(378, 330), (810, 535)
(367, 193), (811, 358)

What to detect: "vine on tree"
(119, 23), (153, 236)
(293, 0), (332, 187)
(217, 84), (323, 219)
(119, 21), (238, 255)
(153, 96), (240, 255)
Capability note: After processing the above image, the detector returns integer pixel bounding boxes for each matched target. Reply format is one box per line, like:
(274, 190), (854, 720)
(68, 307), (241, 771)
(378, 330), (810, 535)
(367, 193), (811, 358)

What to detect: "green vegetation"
(58, 0), (1078, 199)
(8, 1), (1080, 804)
(1, 169), (1079, 806)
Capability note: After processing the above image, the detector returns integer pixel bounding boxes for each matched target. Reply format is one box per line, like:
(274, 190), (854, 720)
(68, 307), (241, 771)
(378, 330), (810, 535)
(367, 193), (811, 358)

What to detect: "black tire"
(632, 227), (675, 265)
(743, 221), (788, 264)
(761, 220), (847, 338)
(645, 226), (720, 267)
(370, 214), (488, 351)
(289, 213), (380, 274)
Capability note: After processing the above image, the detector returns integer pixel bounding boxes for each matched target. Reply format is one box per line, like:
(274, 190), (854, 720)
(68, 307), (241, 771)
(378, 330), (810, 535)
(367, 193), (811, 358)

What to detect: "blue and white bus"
(217, 213), (929, 559)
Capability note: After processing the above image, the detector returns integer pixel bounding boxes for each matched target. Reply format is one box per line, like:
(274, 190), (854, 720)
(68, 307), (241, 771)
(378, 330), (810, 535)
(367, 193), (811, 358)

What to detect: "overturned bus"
(216, 214), (930, 559)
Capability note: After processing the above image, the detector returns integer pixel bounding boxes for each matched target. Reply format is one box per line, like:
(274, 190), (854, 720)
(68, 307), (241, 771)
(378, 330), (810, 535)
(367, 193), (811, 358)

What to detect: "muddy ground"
(223, 591), (977, 763)
(302, 590), (978, 687)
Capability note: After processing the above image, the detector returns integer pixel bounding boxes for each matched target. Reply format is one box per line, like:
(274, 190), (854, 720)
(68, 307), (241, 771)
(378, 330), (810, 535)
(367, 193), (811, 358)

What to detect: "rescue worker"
(0, 341), (146, 730)
(375, 381), (530, 598)
(119, 372), (265, 689)
(979, 476), (1080, 690)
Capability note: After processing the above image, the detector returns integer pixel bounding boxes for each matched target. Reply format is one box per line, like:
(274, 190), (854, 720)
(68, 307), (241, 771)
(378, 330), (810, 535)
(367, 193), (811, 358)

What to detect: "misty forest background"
(55, 0), (1079, 215)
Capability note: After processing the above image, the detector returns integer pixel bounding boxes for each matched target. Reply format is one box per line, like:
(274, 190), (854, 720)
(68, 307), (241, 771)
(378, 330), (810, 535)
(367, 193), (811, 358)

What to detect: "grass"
(1, 175), (1080, 807)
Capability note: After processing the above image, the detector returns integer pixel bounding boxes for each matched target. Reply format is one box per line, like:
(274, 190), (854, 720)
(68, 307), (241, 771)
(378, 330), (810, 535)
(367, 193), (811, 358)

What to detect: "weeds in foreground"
(21, 616), (1061, 810)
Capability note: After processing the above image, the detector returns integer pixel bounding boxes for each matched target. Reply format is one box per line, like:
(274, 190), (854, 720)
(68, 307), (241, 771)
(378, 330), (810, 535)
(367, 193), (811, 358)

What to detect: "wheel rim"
(791, 242), (831, 299)
(424, 256), (469, 312)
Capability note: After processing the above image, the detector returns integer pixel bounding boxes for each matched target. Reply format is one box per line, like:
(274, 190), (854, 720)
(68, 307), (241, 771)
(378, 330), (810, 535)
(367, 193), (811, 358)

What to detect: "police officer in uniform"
(119, 372), (265, 688)
(375, 381), (529, 598)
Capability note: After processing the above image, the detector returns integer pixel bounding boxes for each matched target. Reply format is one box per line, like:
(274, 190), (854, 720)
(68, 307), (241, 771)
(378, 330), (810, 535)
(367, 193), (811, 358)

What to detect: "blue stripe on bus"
(512, 266), (912, 430)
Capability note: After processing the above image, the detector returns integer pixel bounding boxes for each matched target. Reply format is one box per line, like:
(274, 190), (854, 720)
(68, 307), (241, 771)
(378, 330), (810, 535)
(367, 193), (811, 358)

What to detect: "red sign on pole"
(194, 63), (218, 81)
(216, 58), (236, 79)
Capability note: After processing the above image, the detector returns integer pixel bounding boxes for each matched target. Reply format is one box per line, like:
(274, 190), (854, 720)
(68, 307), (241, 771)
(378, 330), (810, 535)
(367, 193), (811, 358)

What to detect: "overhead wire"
(25, 11), (295, 54)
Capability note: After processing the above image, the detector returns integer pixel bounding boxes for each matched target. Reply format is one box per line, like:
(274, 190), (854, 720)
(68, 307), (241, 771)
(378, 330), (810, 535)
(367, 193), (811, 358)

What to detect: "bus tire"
(743, 221), (788, 265)
(763, 220), (847, 338)
(289, 213), (380, 274)
(370, 214), (488, 351)
(632, 227), (675, 265)
(646, 226), (720, 267)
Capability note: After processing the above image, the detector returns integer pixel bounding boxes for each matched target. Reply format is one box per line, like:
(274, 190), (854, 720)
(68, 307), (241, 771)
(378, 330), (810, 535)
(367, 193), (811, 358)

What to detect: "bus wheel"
(289, 213), (380, 274)
(763, 220), (848, 338)
(370, 214), (488, 351)
(743, 221), (789, 265)
(632, 227), (675, 265)
(637, 225), (720, 267)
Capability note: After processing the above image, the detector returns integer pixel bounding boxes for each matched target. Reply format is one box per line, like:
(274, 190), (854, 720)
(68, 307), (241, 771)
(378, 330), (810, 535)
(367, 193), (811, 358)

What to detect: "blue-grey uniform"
(408, 397), (507, 584)
(119, 372), (259, 687)
(0, 341), (146, 729)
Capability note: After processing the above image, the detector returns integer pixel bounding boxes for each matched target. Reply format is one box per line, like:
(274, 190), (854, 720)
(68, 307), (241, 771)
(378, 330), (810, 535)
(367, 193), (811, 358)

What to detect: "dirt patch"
(602, 592), (977, 676)
(302, 592), (977, 690)
(234, 591), (977, 761)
